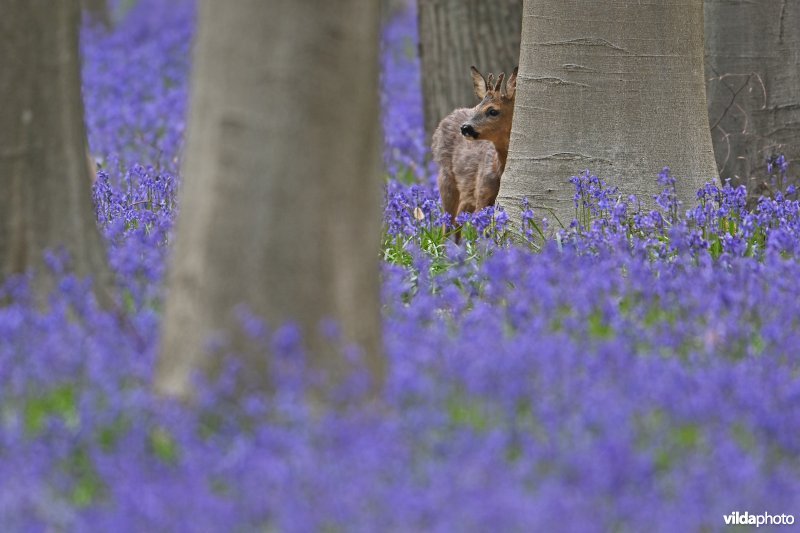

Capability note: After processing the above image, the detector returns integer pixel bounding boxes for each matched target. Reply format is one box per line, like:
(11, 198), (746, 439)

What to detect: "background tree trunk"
(418, 0), (522, 141)
(499, 0), (719, 229)
(156, 0), (384, 400)
(705, 0), (800, 187)
(0, 0), (112, 301)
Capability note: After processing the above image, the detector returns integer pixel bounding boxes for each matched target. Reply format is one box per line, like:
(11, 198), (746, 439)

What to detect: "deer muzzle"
(460, 123), (479, 139)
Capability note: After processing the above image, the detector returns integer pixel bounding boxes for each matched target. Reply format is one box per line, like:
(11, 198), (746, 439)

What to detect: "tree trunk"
(499, 0), (719, 229)
(156, 0), (384, 400)
(705, 0), (800, 187)
(0, 0), (112, 302)
(418, 0), (522, 141)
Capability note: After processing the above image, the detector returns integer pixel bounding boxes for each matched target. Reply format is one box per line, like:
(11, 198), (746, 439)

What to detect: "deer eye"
(487, 108), (500, 117)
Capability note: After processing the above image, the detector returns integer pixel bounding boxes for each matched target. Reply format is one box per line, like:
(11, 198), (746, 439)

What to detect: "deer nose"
(460, 123), (478, 139)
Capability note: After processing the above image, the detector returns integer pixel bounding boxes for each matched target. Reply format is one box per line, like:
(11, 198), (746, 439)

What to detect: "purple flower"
(4, 1), (800, 531)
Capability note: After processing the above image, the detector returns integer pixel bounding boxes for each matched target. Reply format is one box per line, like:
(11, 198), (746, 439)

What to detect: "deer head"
(460, 66), (518, 153)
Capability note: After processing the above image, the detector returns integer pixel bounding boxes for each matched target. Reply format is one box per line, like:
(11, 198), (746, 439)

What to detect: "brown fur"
(432, 66), (517, 230)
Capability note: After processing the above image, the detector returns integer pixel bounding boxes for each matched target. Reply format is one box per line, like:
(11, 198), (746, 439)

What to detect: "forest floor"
(1, 1), (798, 531)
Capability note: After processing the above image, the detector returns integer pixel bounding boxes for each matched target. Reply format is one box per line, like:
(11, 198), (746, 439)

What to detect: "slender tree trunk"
(418, 0), (522, 141)
(156, 0), (384, 400)
(499, 0), (719, 229)
(0, 0), (112, 301)
(705, 0), (800, 187)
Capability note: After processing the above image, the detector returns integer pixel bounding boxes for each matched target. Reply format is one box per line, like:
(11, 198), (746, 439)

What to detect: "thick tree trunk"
(705, 0), (800, 187)
(0, 0), (112, 301)
(499, 0), (719, 230)
(156, 0), (384, 400)
(418, 0), (522, 141)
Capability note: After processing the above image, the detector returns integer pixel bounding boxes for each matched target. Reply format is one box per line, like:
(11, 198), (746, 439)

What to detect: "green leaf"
(149, 426), (180, 464)
(24, 384), (78, 436)
(588, 311), (613, 339)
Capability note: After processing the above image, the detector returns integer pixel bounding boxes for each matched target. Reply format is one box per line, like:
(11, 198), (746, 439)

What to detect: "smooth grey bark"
(156, 0), (384, 400)
(705, 0), (800, 186)
(499, 0), (719, 229)
(418, 0), (522, 141)
(0, 0), (112, 301)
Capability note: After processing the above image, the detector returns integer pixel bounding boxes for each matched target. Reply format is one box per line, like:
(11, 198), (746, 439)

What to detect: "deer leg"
(475, 175), (500, 212)
(453, 199), (476, 244)
(438, 170), (460, 229)
(475, 157), (501, 212)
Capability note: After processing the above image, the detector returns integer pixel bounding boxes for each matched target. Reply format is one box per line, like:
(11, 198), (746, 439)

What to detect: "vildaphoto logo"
(723, 511), (795, 527)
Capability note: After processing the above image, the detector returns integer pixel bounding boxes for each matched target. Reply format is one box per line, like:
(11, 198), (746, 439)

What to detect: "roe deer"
(432, 66), (517, 232)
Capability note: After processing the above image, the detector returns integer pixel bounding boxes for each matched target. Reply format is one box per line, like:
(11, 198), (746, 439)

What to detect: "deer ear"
(471, 66), (488, 100)
(494, 73), (505, 93)
(505, 67), (518, 99)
